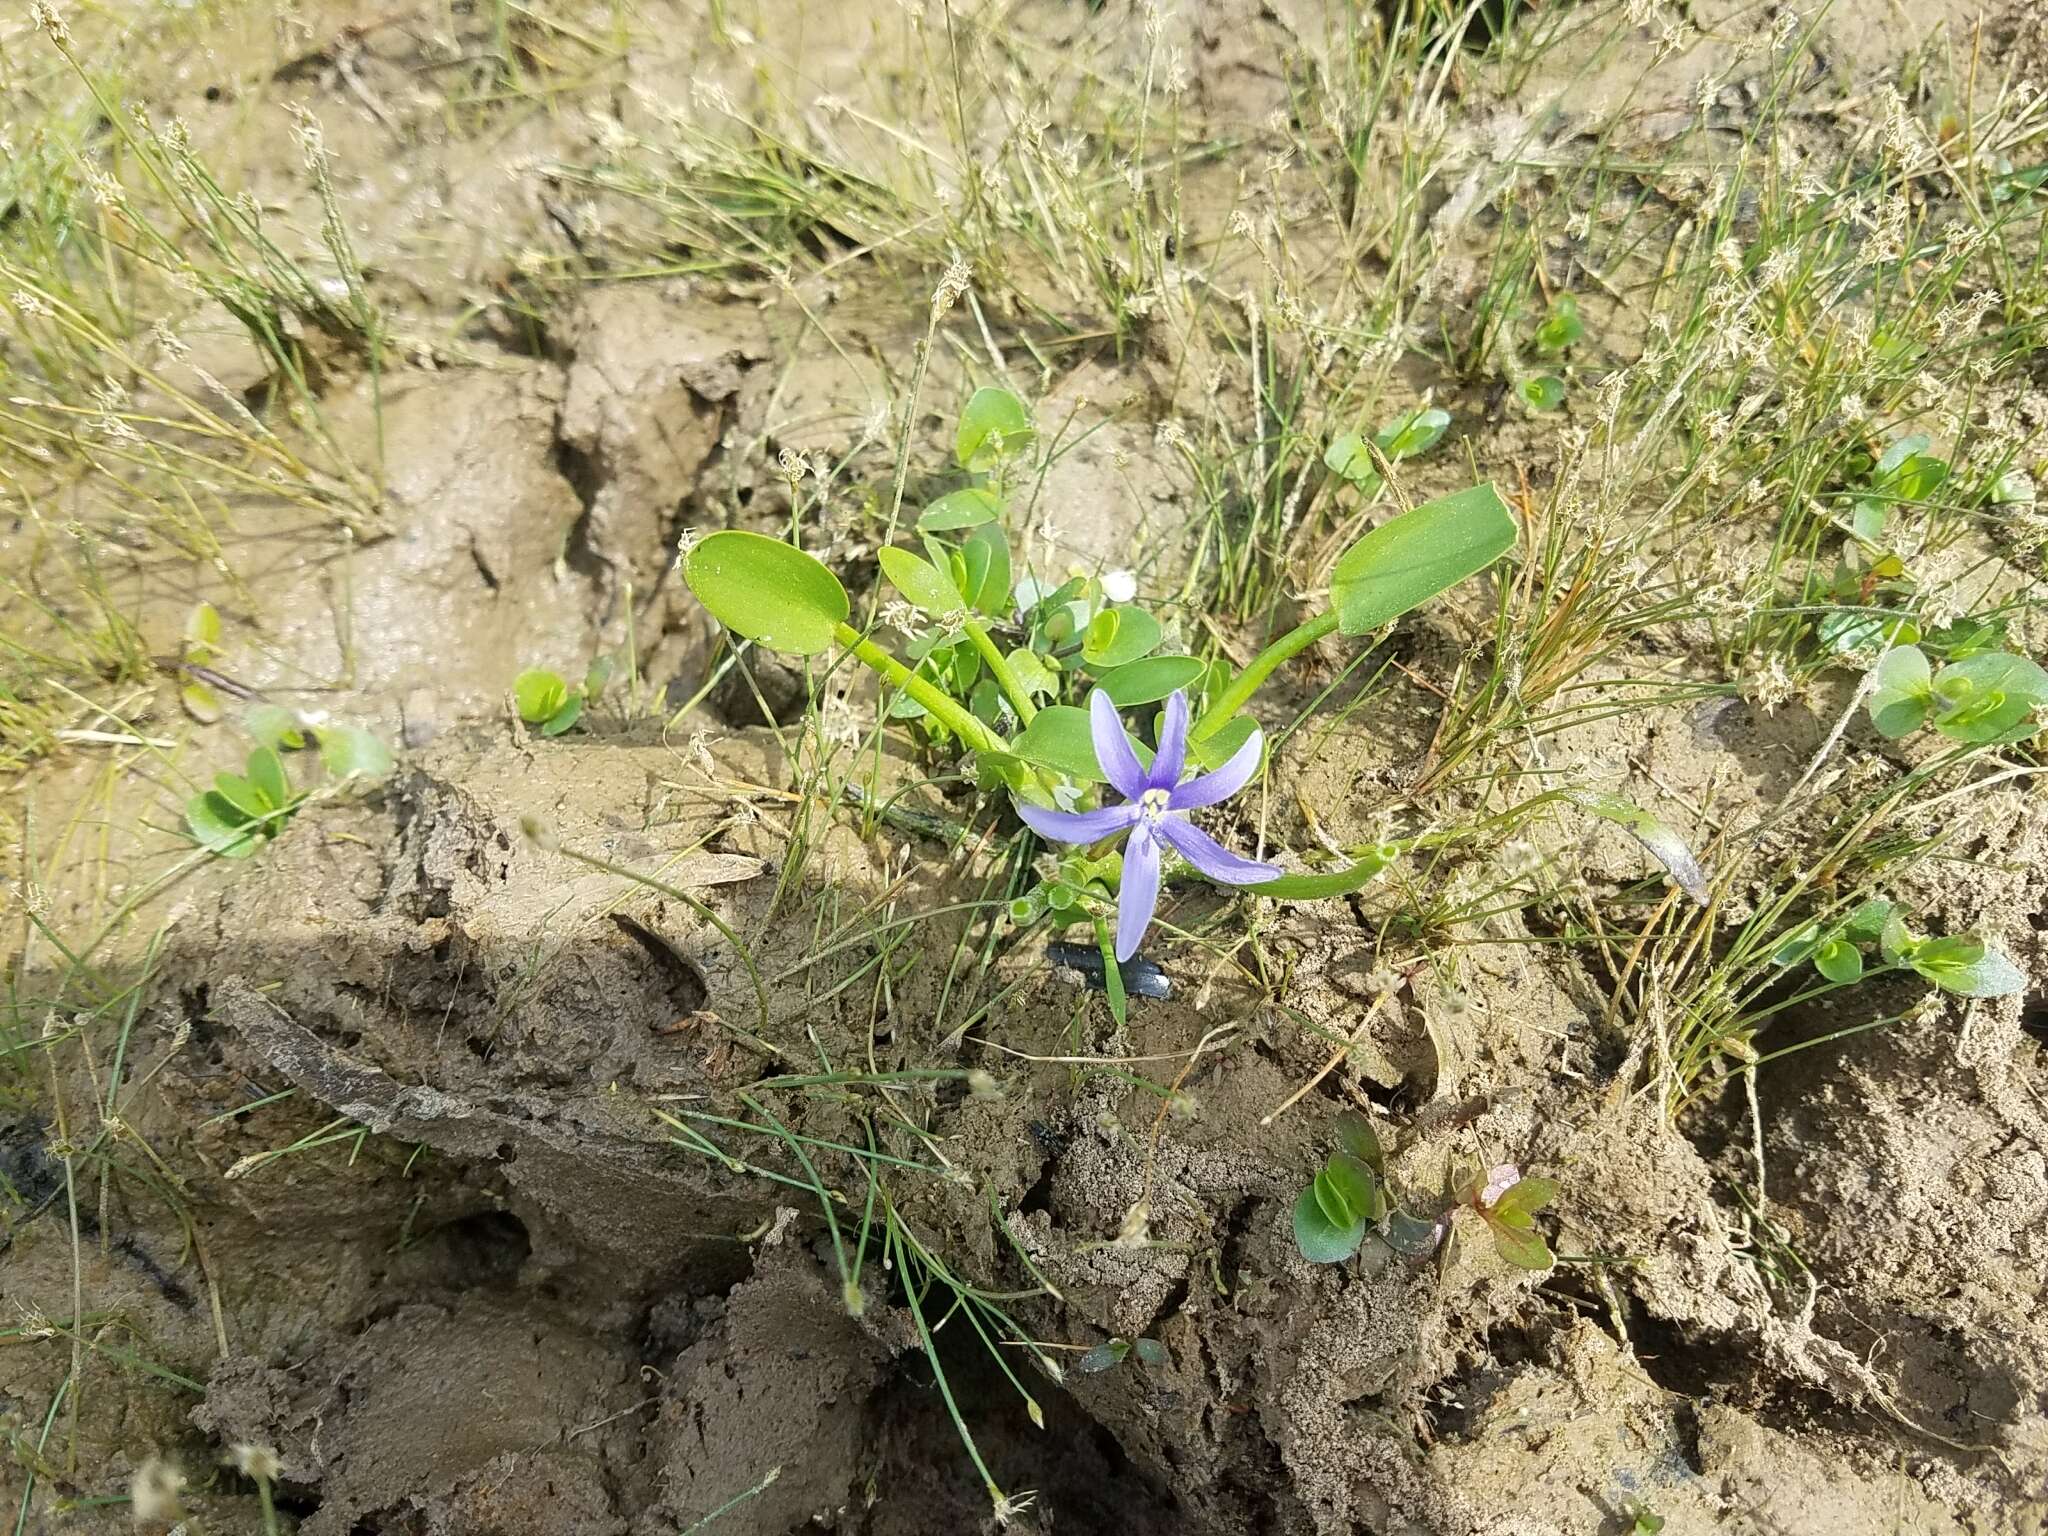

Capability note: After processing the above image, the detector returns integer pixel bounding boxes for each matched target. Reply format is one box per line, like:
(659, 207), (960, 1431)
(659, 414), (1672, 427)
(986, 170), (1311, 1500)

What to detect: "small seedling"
(1323, 404), (1451, 492)
(178, 602), (227, 722)
(1532, 292), (1584, 355)
(1461, 1164), (1557, 1271)
(1841, 433), (1950, 546)
(1774, 898), (2025, 998)
(184, 721), (394, 858)
(1291, 1110), (1388, 1263)
(1619, 1497), (1667, 1535)
(185, 745), (300, 859)
(1865, 643), (2048, 745)
(1517, 374), (1565, 412)
(1289, 1113), (1555, 1271)
(515, 656), (615, 737)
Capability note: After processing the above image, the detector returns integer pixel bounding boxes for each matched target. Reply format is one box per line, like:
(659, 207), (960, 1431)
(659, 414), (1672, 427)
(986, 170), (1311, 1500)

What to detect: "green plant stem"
(961, 619), (1038, 723)
(833, 623), (1006, 752)
(1192, 610), (1340, 740)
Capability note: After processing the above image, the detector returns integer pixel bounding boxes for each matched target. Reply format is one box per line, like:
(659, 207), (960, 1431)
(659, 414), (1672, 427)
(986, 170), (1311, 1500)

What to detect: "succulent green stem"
(1192, 610), (1339, 741)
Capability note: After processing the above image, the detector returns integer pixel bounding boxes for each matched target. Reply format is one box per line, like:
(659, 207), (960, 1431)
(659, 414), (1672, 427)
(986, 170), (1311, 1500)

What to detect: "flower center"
(1138, 787), (1173, 823)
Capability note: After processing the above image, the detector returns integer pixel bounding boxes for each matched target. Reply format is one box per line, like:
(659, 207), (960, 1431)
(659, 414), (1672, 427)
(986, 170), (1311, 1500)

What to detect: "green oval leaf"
(1330, 483), (1516, 637)
(514, 668), (570, 724)
(1489, 1219), (1554, 1270)
(1293, 1182), (1368, 1264)
(1492, 1176), (1557, 1220)
(319, 724), (395, 783)
(211, 771), (268, 820)
(1098, 654), (1204, 707)
(1379, 406), (1449, 458)
(1910, 936), (2025, 997)
(879, 546), (966, 618)
(186, 791), (260, 858)
(180, 681), (223, 725)
(1322, 1153), (1384, 1225)
(1012, 705), (1107, 781)
(684, 531), (850, 656)
(185, 600), (222, 650)
(1814, 938), (1864, 984)
(1519, 374), (1565, 412)
(540, 695), (585, 736)
(1081, 604), (1161, 668)
(1868, 644), (1933, 738)
(1534, 293), (1584, 354)
(1929, 651), (2048, 743)
(247, 746), (288, 810)
(1335, 1110), (1383, 1173)
(960, 524), (1012, 615)
(1324, 433), (1379, 490)
(919, 487), (1002, 532)
(956, 386), (1035, 470)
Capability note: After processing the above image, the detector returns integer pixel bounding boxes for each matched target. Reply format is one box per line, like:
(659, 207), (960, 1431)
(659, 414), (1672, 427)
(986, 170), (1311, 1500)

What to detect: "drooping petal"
(1015, 799), (1138, 846)
(1150, 690), (1190, 790)
(1168, 728), (1265, 810)
(1089, 688), (1148, 799)
(1116, 825), (1162, 961)
(1159, 818), (1280, 886)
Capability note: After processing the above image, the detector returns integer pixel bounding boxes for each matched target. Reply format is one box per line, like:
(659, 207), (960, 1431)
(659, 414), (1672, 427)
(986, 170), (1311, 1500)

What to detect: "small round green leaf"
(684, 531), (850, 656)
(956, 386), (1035, 470)
(247, 746), (288, 810)
(186, 791), (260, 858)
(540, 695), (585, 736)
(514, 669), (570, 724)
(1081, 604), (1161, 668)
(319, 724), (395, 783)
(1293, 1183), (1368, 1264)
(1519, 374), (1565, 412)
(180, 682), (223, 725)
(1323, 433), (1379, 490)
(1814, 938), (1863, 985)
(1378, 406), (1450, 458)
(1534, 293), (1584, 354)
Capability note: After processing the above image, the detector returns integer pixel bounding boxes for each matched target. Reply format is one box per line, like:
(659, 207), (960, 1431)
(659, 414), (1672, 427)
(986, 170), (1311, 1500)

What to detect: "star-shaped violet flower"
(1016, 688), (1278, 961)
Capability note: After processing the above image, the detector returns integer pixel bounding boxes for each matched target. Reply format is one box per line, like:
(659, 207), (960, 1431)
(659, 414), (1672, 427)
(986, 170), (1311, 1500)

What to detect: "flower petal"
(1116, 825), (1161, 961)
(1168, 728), (1265, 810)
(1159, 818), (1279, 886)
(1150, 690), (1190, 790)
(1089, 689), (1148, 799)
(1015, 800), (1137, 846)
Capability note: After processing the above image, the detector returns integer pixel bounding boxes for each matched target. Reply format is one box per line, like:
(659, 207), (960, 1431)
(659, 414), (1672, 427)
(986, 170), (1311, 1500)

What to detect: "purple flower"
(1016, 689), (1278, 962)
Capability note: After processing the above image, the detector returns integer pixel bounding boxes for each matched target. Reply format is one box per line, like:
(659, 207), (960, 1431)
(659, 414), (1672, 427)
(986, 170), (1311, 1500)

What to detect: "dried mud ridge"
(19, 707), (2045, 1536)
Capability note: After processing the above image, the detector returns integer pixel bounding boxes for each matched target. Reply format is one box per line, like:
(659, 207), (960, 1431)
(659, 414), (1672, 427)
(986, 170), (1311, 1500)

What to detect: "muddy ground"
(6, 0), (2048, 1532)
